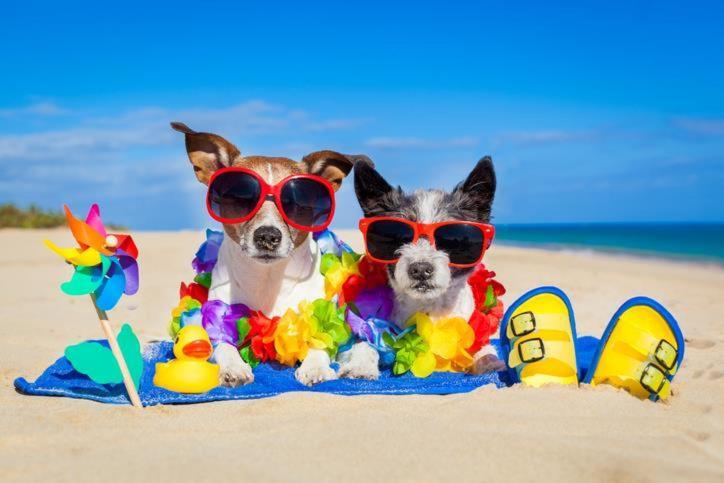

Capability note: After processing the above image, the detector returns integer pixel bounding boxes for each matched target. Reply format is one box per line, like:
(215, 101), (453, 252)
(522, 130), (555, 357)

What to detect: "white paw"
(295, 349), (337, 386)
(295, 364), (337, 386)
(338, 360), (380, 380)
(214, 342), (254, 387)
(338, 343), (380, 380)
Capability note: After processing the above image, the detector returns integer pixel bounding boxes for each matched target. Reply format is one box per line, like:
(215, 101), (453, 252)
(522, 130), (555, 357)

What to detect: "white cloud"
(673, 117), (724, 136)
(0, 101), (69, 117)
(365, 136), (478, 149)
(491, 130), (598, 147)
(0, 126), (169, 161)
(0, 100), (363, 162)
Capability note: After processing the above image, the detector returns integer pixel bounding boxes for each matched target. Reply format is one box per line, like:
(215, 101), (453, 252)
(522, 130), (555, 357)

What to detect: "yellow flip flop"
(501, 287), (579, 387)
(584, 297), (684, 401)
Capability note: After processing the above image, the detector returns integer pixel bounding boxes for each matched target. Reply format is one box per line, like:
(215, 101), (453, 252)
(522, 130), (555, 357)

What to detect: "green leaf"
(65, 324), (143, 390)
(117, 323), (143, 390)
(239, 345), (251, 364)
(169, 317), (181, 338)
(484, 284), (496, 309)
(397, 349), (416, 367)
(65, 342), (123, 385)
(237, 317), (251, 342)
(186, 298), (202, 311)
(194, 272), (212, 288)
(312, 298), (334, 322)
(310, 299), (351, 352)
(239, 346), (259, 368)
(393, 361), (409, 375)
(319, 253), (339, 275)
(341, 251), (360, 266)
(382, 332), (395, 348)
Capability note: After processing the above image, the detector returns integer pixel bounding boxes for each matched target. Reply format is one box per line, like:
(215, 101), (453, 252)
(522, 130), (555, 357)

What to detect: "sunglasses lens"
(280, 178), (333, 229)
(434, 223), (485, 266)
(208, 171), (262, 221)
(366, 220), (415, 261)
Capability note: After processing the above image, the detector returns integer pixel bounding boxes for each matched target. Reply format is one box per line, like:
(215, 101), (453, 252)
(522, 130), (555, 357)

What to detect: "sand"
(1, 228), (723, 482)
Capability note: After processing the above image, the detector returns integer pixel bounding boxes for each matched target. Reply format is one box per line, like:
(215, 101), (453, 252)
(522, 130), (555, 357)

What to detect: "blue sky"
(1, 1), (723, 229)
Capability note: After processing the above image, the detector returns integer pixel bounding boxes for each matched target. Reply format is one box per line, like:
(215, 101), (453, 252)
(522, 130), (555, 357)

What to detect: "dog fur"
(353, 157), (506, 375)
(172, 121), (373, 386)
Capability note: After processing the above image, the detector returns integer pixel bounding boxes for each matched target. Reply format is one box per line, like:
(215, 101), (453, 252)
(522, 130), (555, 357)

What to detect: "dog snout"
(253, 226), (283, 251)
(407, 261), (434, 281)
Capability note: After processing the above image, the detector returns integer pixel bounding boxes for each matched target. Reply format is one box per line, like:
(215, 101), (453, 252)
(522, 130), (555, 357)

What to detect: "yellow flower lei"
(274, 300), (351, 366)
(321, 251), (360, 299)
(406, 313), (476, 377)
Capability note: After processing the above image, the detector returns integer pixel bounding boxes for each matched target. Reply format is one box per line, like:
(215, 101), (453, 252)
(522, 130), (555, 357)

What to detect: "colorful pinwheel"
(45, 204), (139, 311)
(44, 204), (143, 408)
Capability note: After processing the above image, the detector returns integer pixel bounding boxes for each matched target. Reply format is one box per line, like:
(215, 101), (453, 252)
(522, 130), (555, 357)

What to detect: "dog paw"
(469, 353), (507, 375)
(214, 343), (254, 387)
(338, 360), (380, 380)
(338, 343), (380, 380)
(219, 362), (254, 387)
(295, 361), (337, 386)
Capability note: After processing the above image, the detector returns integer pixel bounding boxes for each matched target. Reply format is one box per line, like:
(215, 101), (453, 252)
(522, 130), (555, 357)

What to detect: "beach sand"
(1, 228), (723, 482)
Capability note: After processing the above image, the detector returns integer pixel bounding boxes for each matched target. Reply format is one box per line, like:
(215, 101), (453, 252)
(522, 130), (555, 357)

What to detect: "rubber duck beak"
(182, 339), (213, 359)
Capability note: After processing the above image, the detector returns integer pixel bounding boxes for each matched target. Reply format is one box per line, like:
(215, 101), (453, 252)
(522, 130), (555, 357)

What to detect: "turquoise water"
(494, 223), (724, 263)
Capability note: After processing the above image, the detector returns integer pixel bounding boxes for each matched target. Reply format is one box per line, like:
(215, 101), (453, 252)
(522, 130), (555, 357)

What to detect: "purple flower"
(354, 285), (394, 320)
(344, 308), (399, 367)
(192, 229), (223, 274)
(201, 300), (250, 346)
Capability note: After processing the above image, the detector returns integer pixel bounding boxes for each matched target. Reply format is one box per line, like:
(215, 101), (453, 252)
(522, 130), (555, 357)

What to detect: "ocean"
(494, 223), (724, 264)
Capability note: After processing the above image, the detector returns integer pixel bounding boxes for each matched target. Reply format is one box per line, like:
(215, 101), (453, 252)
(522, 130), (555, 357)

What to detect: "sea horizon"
(492, 222), (724, 264)
(112, 221), (724, 265)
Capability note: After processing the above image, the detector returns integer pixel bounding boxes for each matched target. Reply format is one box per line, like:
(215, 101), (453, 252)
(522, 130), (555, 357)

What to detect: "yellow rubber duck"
(153, 325), (220, 393)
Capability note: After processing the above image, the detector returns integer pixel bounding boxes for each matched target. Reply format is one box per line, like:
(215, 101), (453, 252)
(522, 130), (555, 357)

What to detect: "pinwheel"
(45, 204), (139, 311)
(44, 204), (142, 408)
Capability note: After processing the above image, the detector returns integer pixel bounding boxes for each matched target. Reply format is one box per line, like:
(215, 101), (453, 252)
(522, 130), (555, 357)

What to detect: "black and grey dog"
(352, 157), (505, 375)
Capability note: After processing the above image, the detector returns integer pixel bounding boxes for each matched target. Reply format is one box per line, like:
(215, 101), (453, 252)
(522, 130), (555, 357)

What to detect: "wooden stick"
(91, 295), (143, 408)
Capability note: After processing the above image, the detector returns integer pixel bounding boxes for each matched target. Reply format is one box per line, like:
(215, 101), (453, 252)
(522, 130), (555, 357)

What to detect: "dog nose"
(253, 226), (282, 251)
(408, 261), (434, 281)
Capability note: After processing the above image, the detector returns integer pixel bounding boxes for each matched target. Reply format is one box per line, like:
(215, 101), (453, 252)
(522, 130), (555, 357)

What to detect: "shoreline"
(495, 240), (724, 268)
(5, 226), (722, 267)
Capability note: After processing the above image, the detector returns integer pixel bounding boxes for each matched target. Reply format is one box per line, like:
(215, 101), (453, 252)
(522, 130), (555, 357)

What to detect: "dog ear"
(301, 151), (363, 191)
(453, 156), (497, 222)
(171, 122), (242, 185)
(353, 159), (401, 217)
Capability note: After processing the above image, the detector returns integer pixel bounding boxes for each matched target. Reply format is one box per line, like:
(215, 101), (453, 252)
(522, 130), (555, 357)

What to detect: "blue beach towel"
(14, 337), (600, 406)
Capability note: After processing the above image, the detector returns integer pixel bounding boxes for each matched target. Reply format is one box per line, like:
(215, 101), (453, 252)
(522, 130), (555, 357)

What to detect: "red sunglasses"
(206, 167), (336, 231)
(359, 216), (495, 268)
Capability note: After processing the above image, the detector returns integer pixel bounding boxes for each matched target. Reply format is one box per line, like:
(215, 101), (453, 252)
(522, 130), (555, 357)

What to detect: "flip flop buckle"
(640, 363), (668, 396)
(654, 340), (677, 372)
(510, 311), (536, 337)
(518, 337), (545, 364)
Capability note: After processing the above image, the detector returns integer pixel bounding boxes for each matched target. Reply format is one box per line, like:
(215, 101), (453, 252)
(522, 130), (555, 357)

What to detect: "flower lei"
(169, 230), (354, 367)
(357, 264), (505, 377)
(169, 229), (505, 376)
(321, 236), (506, 376)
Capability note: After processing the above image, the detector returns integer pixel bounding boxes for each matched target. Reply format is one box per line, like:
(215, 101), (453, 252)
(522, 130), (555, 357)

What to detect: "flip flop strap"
(599, 352), (672, 400)
(506, 311), (574, 339)
(609, 323), (679, 374)
(507, 332), (576, 373)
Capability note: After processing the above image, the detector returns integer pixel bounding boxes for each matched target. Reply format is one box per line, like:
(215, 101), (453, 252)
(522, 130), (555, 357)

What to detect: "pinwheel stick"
(90, 294), (143, 408)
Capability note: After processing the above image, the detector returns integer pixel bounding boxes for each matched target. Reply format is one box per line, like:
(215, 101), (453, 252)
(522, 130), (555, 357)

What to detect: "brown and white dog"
(172, 122), (372, 386)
